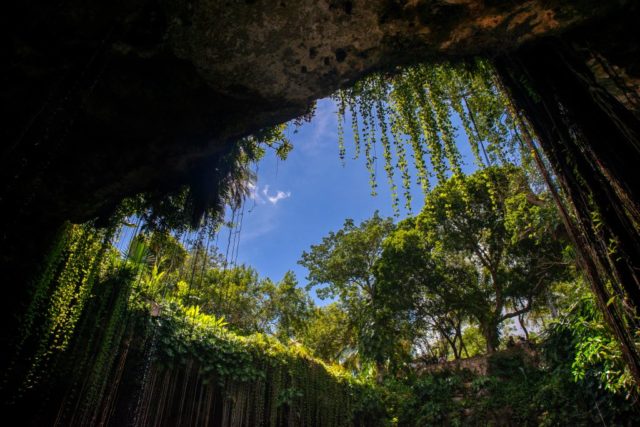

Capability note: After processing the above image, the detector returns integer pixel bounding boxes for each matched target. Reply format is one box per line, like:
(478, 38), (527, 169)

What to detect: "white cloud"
(247, 182), (261, 203)
(239, 185), (290, 243)
(250, 184), (291, 205)
(263, 185), (291, 205)
(267, 190), (291, 205)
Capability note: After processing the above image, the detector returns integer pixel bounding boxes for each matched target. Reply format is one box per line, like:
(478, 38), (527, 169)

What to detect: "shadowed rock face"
(163, 0), (595, 105)
(1, 0), (618, 227)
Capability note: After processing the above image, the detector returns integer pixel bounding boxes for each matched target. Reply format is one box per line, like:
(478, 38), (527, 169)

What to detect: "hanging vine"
(334, 59), (522, 213)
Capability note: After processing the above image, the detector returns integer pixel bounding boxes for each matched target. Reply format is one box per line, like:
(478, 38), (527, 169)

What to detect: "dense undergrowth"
(138, 298), (640, 426)
(136, 288), (640, 426)
(388, 344), (639, 426)
(3, 222), (387, 426)
(4, 220), (638, 426)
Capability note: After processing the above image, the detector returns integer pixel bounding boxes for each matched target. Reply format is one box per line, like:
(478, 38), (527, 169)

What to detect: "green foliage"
(243, 123), (293, 162)
(377, 166), (569, 354)
(544, 296), (637, 397)
(335, 59), (521, 213)
(394, 371), (468, 426)
(164, 254), (313, 338)
(298, 303), (358, 366)
(191, 263), (275, 334)
(117, 123), (291, 232)
(391, 344), (639, 426)
(57, 266), (137, 425)
(8, 215), (388, 425)
(149, 299), (387, 425)
(299, 212), (400, 365)
(13, 223), (73, 366)
(17, 224), (114, 394)
(300, 212), (395, 304)
(460, 326), (486, 358)
(268, 271), (313, 342)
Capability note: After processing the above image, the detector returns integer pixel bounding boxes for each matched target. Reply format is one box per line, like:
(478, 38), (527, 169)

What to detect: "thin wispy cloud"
(240, 185), (291, 243)
(249, 183), (292, 205)
(263, 185), (291, 204)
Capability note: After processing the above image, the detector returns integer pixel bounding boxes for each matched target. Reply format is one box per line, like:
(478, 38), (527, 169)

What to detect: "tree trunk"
(436, 323), (460, 360)
(454, 322), (465, 360)
(518, 314), (530, 342)
(481, 320), (500, 354)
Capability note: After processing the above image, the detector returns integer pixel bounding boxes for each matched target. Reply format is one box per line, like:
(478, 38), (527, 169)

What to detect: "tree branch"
(500, 299), (532, 322)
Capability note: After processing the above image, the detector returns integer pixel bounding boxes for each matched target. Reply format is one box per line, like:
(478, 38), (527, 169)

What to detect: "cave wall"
(1, 0), (619, 227)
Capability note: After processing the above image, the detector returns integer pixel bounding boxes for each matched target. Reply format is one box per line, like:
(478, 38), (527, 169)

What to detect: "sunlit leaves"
(546, 296), (637, 396)
(379, 166), (568, 353)
(334, 59), (522, 214)
(151, 298), (383, 424)
(299, 212), (397, 364)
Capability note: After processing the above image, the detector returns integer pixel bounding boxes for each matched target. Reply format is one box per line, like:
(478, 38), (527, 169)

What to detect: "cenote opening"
(2, 1), (640, 425)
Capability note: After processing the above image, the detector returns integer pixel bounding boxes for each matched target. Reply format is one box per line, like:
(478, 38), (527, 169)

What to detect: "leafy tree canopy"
(378, 166), (569, 353)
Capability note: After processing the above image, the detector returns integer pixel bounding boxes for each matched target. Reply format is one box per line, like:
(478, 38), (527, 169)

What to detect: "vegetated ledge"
(417, 344), (539, 377)
(59, 303), (385, 427)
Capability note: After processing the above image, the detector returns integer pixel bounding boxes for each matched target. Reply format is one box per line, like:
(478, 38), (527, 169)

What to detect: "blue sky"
(219, 98), (478, 303)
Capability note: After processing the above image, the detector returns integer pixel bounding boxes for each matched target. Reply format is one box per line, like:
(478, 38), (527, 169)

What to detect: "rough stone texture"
(162, 0), (599, 105)
(418, 344), (538, 376)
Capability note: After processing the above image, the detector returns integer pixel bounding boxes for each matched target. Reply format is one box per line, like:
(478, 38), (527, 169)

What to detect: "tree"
(299, 212), (396, 365)
(189, 264), (274, 334)
(297, 303), (358, 367)
(266, 271), (313, 342)
(376, 223), (474, 360)
(381, 166), (569, 353)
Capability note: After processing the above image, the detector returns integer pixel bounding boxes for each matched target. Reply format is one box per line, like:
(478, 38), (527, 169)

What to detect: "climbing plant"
(10, 224), (115, 398)
(139, 300), (385, 426)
